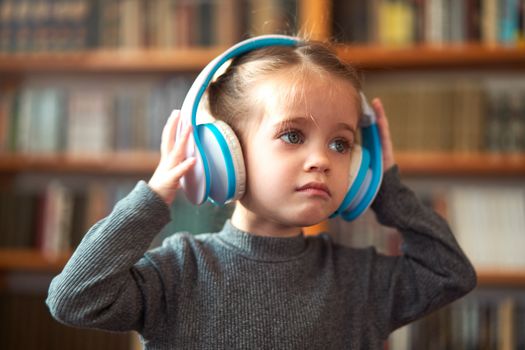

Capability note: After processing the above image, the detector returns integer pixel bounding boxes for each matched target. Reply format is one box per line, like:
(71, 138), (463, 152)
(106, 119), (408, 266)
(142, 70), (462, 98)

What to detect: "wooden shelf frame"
(1, 249), (525, 288)
(395, 152), (525, 177)
(2, 44), (525, 73)
(476, 269), (525, 287)
(0, 152), (160, 174)
(0, 47), (227, 73)
(0, 249), (70, 272)
(1, 152), (524, 176)
(336, 43), (525, 70)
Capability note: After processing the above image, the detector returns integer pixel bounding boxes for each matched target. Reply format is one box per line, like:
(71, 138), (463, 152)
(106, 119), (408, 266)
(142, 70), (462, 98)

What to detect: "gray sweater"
(46, 166), (476, 349)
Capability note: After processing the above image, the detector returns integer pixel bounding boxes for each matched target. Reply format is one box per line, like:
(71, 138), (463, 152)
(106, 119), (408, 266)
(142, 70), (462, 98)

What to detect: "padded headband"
(181, 35), (300, 132)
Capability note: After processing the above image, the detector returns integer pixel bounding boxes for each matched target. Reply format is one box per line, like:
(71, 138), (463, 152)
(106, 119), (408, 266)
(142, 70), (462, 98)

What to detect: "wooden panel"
(0, 152), (159, 174)
(337, 44), (525, 70)
(1, 152), (523, 176)
(0, 249), (70, 272)
(2, 249), (525, 288)
(299, 0), (331, 40)
(396, 152), (525, 177)
(2, 45), (525, 72)
(0, 48), (225, 73)
(477, 270), (525, 287)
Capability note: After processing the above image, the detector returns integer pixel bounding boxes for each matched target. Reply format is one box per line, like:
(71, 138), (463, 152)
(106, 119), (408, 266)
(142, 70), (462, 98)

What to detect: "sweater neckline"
(217, 221), (309, 261)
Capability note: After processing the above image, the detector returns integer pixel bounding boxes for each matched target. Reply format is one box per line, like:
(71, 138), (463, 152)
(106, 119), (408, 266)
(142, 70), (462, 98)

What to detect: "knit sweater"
(46, 166), (477, 349)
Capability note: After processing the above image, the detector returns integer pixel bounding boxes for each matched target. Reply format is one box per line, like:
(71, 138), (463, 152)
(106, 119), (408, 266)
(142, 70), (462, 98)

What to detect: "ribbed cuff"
(107, 180), (172, 243)
(370, 165), (418, 229)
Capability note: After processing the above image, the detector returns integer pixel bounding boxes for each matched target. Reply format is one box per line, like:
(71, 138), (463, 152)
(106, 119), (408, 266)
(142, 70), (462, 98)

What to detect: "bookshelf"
(2, 45), (525, 73)
(0, 249), (70, 272)
(337, 44), (525, 70)
(2, 249), (524, 287)
(0, 152), (160, 174)
(1, 0), (525, 348)
(477, 270), (525, 288)
(0, 48), (226, 73)
(1, 151), (524, 176)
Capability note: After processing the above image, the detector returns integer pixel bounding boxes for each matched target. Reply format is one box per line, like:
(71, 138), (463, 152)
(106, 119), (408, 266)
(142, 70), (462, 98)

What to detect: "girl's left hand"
(371, 98), (396, 171)
(149, 110), (196, 206)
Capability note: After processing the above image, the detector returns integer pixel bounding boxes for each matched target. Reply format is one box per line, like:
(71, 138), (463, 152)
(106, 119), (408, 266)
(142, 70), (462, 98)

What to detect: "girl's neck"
(230, 204), (302, 238)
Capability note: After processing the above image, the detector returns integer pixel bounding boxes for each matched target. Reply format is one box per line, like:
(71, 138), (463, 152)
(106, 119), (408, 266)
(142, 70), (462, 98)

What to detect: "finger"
(165, 110), (181, 156)
(167, 157), (197, 184)
(168, 122), (193, 168)
(372, 98), (396, 169)
(161, 110), (180, 158)
(372, 98), (393, 149)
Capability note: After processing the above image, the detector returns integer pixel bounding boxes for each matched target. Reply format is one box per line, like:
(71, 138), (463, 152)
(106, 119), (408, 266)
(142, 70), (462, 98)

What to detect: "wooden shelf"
(396, 152), (525, 177)
(2, 45), (525, 73)
(477, 269), (525, 287)
(0, 47), (226, 73)
(0, 152), (523, 176)
(0, 249), (70, 272)
(1, 249), (524, 287)
(0, 152), (160, 174)
(336, 43), (525, 70)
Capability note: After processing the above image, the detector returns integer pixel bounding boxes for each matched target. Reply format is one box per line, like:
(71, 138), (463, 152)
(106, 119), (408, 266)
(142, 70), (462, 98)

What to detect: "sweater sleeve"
(368, 166), (477, 336)
(46, 181), (172, 334)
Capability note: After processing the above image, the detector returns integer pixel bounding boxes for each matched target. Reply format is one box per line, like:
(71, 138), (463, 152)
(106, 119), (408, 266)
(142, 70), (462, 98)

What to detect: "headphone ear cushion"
(199, 120), (246, 204)
(331, 144), (370, 218)
(348, 144), (364, 189)
(213, 120), (246, 200)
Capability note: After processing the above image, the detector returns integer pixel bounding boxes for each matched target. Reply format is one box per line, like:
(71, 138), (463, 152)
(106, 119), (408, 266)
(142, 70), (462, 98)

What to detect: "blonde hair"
(207, 40), (362, 137)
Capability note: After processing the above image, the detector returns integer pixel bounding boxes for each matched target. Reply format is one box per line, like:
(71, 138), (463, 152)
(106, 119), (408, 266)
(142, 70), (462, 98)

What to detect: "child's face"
(238, 70), (360, 229)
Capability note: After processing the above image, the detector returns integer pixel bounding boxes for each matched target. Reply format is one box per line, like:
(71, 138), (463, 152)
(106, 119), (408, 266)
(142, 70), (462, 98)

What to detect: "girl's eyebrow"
(336, 122), (357, 138)
(271, 117), (305, 129)
(272, 117), (356, 137)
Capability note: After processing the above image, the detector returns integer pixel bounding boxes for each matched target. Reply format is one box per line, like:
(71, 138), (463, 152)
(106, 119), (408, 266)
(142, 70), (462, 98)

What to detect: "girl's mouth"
(296, 182), (331, 199)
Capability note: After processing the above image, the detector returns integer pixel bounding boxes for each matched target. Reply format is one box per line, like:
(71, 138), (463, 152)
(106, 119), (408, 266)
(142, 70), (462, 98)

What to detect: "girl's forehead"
(251, 71), (360, 125)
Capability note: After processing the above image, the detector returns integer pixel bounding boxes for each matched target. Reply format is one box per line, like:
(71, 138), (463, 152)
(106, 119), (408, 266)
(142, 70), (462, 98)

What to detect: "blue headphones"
(177, 34), (383, 221)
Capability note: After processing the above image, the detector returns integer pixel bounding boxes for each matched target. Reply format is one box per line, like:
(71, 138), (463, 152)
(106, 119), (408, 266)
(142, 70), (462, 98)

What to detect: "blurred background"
(0, 0), (524, 349)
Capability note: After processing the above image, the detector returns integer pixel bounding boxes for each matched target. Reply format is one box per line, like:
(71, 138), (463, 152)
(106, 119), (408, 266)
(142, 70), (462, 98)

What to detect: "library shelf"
(1, 249), (524, 288)
(336, 44), (525, 70)
(476, 270), (525, 287)
(2, 45), (525, 73)
(0, 47), (226, 73)
(396, 152), (525, 177)
(0, 249), (70, 272)
(0, 152), (160, 174)
(1, 152), (524, 176)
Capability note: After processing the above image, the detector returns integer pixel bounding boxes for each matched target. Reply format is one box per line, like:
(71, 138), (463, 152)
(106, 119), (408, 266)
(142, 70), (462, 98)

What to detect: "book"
(67, 90), (111, 154)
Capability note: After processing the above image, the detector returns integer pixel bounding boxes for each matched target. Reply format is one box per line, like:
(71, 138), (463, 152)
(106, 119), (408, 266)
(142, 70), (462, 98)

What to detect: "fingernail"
(184, 157), (196, 165)
(169, 109), (179, 120)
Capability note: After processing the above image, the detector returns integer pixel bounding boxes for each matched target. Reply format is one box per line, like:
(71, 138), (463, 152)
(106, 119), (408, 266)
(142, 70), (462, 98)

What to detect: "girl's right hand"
(371, 98), (396, 171)
(148, 110), (196, 206)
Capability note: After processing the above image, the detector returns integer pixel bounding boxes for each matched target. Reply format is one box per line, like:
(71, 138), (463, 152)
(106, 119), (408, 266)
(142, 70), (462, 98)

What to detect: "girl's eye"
(329, 138), (351, 154)
(280, 130), (304, 144)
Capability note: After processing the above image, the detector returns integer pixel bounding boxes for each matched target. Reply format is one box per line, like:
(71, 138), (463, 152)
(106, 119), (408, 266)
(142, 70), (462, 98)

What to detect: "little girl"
(47, 37), (476, 349)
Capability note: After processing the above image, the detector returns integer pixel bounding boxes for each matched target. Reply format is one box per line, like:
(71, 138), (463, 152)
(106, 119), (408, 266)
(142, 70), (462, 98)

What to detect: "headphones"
(177, 34), (383, 221)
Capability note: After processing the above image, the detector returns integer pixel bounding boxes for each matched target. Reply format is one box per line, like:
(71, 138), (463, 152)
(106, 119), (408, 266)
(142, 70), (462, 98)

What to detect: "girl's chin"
(286, 210), (332, 228)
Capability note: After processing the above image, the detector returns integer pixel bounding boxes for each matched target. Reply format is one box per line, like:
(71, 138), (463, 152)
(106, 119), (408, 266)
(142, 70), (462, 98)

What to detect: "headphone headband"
(181, 35), (300, 129)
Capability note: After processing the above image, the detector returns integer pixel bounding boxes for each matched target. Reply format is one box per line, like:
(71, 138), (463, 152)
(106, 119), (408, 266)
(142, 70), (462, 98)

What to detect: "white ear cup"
(211, 120), (246, 201)
(331, 144), (370, 218)
(348, 144), (363, 189)
(198, 120), (245, 205)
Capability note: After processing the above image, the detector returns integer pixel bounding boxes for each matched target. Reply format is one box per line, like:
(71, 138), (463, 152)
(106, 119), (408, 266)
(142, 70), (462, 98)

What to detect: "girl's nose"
(303, 149), (330, 173)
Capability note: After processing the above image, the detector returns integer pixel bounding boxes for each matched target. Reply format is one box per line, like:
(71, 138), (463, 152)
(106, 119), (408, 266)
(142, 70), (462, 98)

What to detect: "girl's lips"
(296, 182), (331, 198)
